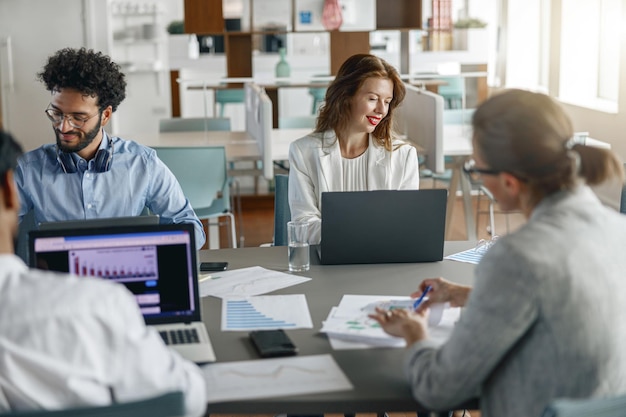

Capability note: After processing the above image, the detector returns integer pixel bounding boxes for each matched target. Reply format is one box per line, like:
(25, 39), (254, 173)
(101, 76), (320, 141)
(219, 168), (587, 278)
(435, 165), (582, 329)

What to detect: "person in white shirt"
(0, 130), (207, 416)
(288, 54), (420, 244)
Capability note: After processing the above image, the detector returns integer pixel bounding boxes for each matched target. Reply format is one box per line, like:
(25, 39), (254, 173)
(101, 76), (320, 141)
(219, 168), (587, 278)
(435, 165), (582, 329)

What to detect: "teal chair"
(273, 174), (291, 246)
(278, 115), (317, 129)
(152, 146), (238, 249)
(542, 393), (626, 417)
(159, 117), (231, 132)
(215, 89), (245, 117)
(308, 87), (326, 115)
(438, 76), (464, 109)
(442, 108), (475, 125)
(0, 391), (185, 417)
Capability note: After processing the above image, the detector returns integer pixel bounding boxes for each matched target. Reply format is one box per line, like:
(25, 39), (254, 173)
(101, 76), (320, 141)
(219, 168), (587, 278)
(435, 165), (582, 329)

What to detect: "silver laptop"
(29, 223), (216, 364)
(38, 214), (160, 231)
(318, 189), (447, 265)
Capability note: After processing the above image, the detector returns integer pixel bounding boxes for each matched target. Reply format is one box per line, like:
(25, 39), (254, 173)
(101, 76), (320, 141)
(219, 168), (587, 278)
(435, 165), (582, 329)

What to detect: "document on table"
(201, 354), (353, 403)
(221, 294), (313, 331)
(321, 294), (460, 349)
(199, 266), (311, 298)
(445, 243), (491, 264)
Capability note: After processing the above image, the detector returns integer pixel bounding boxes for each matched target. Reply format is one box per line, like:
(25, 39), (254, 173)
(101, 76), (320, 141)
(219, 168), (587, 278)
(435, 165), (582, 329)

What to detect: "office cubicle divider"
(244, 83), (274, 181)
(400, 85), (445, 174)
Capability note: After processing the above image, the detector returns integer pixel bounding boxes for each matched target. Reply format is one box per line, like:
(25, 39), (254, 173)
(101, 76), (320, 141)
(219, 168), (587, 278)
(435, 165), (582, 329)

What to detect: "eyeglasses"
(44, 107), (101, 129)
(463, 158), (501, 182)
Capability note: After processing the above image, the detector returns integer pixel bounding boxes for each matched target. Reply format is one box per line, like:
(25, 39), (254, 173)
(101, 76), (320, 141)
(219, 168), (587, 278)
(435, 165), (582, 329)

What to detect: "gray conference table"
(197, 241), (479, 415)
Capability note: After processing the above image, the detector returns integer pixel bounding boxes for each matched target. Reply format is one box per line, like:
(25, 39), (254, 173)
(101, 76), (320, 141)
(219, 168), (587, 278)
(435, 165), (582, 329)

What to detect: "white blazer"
(288, 131), (420, 244)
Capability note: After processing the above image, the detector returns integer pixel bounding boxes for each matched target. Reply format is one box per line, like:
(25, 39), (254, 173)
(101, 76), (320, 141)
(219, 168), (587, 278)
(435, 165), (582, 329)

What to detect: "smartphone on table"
(199, 262), (229, 272)
(249, 329), (298, 358)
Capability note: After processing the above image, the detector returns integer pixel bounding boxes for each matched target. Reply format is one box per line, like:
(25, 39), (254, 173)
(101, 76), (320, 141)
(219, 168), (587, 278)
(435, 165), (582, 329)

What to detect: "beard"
(55, 115), (102, 154)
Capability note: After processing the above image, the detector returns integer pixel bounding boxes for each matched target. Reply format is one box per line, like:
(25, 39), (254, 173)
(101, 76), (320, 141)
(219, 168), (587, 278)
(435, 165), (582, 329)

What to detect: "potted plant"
(166, 20), (185, 35)
(453, 18), (487, 50)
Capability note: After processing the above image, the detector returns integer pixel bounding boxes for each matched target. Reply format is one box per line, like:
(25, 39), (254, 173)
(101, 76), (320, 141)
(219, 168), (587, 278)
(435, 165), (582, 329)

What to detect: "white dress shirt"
(0, 255), (206, 416)
(288, 131), (420, 244)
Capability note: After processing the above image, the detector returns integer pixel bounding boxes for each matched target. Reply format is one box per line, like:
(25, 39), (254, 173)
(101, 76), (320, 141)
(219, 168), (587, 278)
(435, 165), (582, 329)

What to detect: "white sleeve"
(107, 288), (207, 417)
(288, 140), (322, 244)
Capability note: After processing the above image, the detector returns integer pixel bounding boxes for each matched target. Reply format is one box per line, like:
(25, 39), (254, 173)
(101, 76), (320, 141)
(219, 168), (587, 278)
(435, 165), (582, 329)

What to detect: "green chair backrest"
(152, 146), (229, 213)
(0, 391), (185, 417)
(278, 115), (317, 129)
(159, 117), (231, 132)
(542, 393), (626, 417)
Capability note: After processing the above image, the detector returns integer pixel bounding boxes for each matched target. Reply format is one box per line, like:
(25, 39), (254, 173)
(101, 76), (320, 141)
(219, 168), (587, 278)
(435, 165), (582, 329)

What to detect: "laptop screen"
(29, 224), (200, 325)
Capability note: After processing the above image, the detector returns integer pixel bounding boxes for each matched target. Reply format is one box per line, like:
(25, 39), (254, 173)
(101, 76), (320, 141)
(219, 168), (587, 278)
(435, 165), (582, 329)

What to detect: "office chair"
(156, 116), (243, 246)
(308, 87), (326, 115)
(278, 115), (317, 129)
(438, 76), (465, 109)
(159, 117), (231, 132)
(273, 174), (291, 246)
(152, 146), (239, 249)
(0, 391), (185, 417)
(215, 88), (245, 118)
(541, 393), (626, 417)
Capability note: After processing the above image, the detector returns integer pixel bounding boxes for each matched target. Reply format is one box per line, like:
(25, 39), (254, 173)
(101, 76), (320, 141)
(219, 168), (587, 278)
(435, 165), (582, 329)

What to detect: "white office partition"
(244, 83), (274, 180)
(401, 85), (445, 174)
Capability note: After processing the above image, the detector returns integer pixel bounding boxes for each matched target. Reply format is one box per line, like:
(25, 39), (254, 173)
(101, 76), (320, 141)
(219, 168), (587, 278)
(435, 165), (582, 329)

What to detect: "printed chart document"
(201, 354), (353, 403)
(221, 294), (313, 331)
(321, 294), (461, 349)
(445, 240), (495, 264)
(200, 266), (311, 298)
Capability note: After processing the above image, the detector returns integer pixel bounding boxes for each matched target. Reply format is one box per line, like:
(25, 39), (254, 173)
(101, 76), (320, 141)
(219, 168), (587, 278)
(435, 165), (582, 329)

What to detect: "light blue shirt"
(16, 133), (206, 249)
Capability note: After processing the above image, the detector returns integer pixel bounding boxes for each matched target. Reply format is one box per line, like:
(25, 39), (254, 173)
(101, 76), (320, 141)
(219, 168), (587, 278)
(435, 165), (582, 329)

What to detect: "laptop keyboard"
(159, 328), (200, 345)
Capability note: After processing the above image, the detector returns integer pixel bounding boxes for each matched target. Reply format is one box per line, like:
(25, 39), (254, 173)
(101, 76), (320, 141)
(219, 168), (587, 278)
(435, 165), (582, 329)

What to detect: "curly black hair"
(0, 130), (23, 180)
(37, 47), (126, 112)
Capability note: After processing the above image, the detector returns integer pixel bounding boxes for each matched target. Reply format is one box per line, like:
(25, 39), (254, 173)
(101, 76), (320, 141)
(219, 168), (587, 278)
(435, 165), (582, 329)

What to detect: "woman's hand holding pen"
(412, 277), (472, 313)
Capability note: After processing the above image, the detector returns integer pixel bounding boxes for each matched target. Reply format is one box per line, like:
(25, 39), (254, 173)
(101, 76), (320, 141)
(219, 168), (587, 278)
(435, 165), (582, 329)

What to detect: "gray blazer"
(405, 185), (626, 417)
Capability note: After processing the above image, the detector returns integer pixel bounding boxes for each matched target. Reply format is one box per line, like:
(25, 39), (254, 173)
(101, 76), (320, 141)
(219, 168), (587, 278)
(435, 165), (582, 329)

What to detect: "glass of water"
(287, 221), (310, 272)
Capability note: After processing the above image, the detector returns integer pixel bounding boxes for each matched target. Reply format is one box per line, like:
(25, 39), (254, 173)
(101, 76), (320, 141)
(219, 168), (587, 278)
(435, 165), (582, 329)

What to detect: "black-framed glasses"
(463, 158), (500, 181)
(44, 107), (101, 129)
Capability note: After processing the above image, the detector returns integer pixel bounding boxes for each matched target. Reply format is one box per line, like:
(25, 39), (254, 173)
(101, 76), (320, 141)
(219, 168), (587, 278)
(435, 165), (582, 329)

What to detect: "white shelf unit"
(111, 8), (166, 76)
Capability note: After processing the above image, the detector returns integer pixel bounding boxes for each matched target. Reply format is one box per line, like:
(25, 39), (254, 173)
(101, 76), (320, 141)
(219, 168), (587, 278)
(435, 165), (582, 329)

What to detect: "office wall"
(557, 34), (626, 160)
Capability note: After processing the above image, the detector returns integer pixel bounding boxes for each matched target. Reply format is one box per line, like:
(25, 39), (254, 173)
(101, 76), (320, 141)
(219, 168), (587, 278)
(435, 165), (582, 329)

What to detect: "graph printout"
(200, 266), (311, 298)
(201, 354), (353, 403)
(221, 294), (313, 331)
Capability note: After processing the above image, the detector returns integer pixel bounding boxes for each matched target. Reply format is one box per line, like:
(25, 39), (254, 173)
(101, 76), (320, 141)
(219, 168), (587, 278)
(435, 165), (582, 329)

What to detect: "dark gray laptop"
(318, 189), (447, 265)
(28, 223), (216, 364)
(38, 214), (160, 230)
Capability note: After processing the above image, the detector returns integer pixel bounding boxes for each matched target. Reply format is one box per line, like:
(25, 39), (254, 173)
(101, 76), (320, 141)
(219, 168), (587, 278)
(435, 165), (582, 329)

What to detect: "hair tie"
(564, 137), (577, 150)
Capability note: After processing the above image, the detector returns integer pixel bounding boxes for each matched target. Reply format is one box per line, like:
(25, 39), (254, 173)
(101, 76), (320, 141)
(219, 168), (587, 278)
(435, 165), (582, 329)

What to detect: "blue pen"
(413, 285), (432, 311)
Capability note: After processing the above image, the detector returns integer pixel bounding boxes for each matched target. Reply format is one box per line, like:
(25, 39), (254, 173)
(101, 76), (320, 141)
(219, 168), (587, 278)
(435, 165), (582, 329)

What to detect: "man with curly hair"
(0, 129), (207, 415)
(15, 47), (205, 249)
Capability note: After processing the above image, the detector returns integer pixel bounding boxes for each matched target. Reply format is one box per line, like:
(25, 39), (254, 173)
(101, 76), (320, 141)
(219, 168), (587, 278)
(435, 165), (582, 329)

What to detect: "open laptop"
(38, 214), (160, 231)
(318, 189), (447, 265)
(28, 223), (216, 364)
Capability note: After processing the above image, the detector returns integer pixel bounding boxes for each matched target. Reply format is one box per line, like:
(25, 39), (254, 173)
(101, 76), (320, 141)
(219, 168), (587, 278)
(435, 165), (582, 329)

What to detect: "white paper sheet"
(221, 294), (313, 331)
(201, 354), (354, 403)
(199, 266), (311, 298)
(321, 295), (460, 349)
